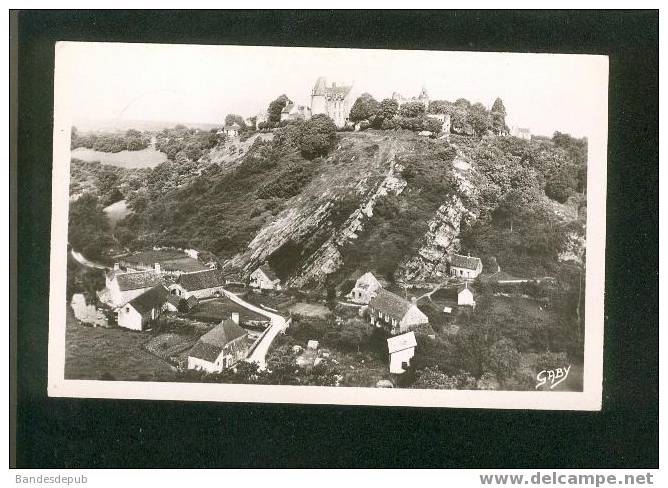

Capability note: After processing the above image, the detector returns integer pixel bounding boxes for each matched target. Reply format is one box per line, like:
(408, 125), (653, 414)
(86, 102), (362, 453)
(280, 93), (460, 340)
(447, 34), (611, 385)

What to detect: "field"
(103, 199), (132, 229)
(187, 297), (268, 324)
(287, 302), (331, 318)
(64, 307), (177, 381)
(71, 146), (167, 168)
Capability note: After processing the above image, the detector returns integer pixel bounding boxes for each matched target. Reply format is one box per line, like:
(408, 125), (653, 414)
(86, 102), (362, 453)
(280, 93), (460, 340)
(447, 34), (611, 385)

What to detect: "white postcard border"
(47, 42), (608, 410)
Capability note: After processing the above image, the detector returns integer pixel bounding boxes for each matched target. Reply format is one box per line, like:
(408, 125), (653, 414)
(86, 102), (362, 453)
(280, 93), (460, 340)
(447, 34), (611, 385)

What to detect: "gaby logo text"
(536, 365), (571, 390)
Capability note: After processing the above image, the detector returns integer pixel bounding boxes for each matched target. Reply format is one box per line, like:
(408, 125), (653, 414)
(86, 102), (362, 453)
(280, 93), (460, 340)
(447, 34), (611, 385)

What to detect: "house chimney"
(113, 263), (120, 271)
(231, 312), (240, 325)
(154, 262), (161, 273)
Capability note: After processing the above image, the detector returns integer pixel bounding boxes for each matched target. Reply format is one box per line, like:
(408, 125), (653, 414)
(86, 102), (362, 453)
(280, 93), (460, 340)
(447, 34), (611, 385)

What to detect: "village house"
(187, 315), (249, 373)
(457, 282), (476, 307)
(280, 103), (311, 122)
(347, 271), (383, 304)
(392, 85), (430, 109)
(426, 112), (452, 134)
(104, 269), (164, 307)
(512, 126), (532, 140)
(223, 122), (241, 138)
(169, 269), (228, 299)
(249, 264), (282, 291)
(368, 289), (429, 336)
(311, 77), (355, 128)
(449, 253), (483, 280)
(117, 285), (169, 331)
(117, 249), (208, 276)
(387, 331), (417, 374)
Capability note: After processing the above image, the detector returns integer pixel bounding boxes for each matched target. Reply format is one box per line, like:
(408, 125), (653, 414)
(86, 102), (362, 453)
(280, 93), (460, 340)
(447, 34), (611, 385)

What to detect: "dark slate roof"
(369, 289), (413, 321)
(450, 254), (482, 271)
(119, 249), (208, 273)
(116, 271), (164, 291)
(312, 77), (352, 98)
(128, 285), (169, 315)
(166, 294), (183, 308)
(189, 319), (248, 362)
(224, 123), (241, 130)
(186, 295), (199, 308)
(258, 265), (279, 282)
(177, 269), (226, 291)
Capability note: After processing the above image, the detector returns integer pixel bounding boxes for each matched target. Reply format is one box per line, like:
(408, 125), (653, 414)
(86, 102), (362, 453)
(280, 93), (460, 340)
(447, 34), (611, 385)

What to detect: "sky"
(57, 42), (608, 138)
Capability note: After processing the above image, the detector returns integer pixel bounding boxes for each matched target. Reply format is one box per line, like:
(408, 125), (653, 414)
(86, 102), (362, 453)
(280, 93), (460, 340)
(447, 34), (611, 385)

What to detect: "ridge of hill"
(70, 126), (586, 290)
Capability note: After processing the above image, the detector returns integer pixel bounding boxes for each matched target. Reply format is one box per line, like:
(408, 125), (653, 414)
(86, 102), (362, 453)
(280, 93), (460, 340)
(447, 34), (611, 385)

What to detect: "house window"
(460, 270), (463, 275)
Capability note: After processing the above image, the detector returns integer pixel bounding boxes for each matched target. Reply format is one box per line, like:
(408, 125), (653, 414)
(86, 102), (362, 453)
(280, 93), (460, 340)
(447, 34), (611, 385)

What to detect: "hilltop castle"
(310, 77), (354, 128)
(392, 85), (430, 109)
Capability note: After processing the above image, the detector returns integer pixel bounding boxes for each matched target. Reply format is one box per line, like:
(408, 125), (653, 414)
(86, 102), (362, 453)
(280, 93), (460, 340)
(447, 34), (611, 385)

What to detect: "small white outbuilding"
(387, 331), (417, 374)
(457, 283), (476, 307)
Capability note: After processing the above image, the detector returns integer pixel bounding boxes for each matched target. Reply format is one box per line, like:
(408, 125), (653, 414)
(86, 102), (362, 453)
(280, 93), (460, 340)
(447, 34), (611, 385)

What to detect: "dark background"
(12, 10), (658, 468)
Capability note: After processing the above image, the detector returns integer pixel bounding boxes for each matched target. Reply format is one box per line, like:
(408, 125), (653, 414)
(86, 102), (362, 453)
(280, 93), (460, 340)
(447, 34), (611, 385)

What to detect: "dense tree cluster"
(154, 125), (220, 162)
(259, 94), (292, 128)
(71, 127), (151, 153)
(68, 193), (113, 261)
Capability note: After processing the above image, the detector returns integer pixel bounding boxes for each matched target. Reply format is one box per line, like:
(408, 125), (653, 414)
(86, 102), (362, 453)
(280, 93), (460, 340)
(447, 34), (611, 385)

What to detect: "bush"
(297, 114), (338, 159)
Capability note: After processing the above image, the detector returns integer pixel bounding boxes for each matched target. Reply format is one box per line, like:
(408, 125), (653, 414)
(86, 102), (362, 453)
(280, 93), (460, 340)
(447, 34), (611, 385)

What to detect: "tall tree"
(267, 94), (292, 124)
(428, 100), (452, 115)
(349, 93), (380, 123)
(225, 114), (246, 128)
(378, 98), (399, 120)
(399, 101), (426, 118)
(490, 97), (509, 135)
(469, 103), (491, 137)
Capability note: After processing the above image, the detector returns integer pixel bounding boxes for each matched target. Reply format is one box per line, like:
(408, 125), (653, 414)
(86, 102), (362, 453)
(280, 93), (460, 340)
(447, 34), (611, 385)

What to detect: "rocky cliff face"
(397, 148), (478, 283)
(222, 134), (410, 285)
(289, 145), (407, 287)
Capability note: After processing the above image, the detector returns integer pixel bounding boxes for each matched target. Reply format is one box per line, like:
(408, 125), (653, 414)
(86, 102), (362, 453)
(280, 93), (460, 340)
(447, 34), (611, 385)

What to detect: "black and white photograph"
(47, 41), (607, 409)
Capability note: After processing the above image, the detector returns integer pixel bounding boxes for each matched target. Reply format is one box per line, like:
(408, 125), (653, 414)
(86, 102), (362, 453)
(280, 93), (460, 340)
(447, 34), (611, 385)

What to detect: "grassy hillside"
(70, 124), (586, 287)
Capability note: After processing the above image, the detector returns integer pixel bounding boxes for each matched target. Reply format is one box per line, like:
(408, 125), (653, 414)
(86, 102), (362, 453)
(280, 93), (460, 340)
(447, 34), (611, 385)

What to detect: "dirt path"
(220, 289), (287, 370)
(70, 249), (108, 270)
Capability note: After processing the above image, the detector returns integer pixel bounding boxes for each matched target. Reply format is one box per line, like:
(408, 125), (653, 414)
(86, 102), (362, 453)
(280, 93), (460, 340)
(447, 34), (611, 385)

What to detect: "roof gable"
(256, 265), (279, 282)
(457, 283), (476, 295)
(369, 289), (413, 321)
(356, 272), (381, 290)
(387, 331), (417, 354)
(189, 319), (247, 363)
(116, 271), (164, 291)
(177, 269), (226, 291)
(450, 254), (482, 271)
(128, 285), (169, 315)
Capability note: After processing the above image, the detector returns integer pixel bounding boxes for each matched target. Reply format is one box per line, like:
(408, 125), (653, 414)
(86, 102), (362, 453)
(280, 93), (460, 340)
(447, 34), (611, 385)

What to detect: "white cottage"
(249, 265), (282, 290)
(104, 269), (164, 307)
(449, 253), (483, 280)
(117, 285), (169, 331)
(368, 289), (429, 336)
(457, 283), (476, 307)
(348, 271), (383, 304)
(169, 269), (227, 299)
(387, 331), (417, 374)
(223, 122), (241, 138)
(187, 316), (249, 373)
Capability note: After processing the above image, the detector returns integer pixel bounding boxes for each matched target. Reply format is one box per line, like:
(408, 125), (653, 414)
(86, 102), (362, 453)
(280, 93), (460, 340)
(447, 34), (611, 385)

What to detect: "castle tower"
(310, 77), (354, 128)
